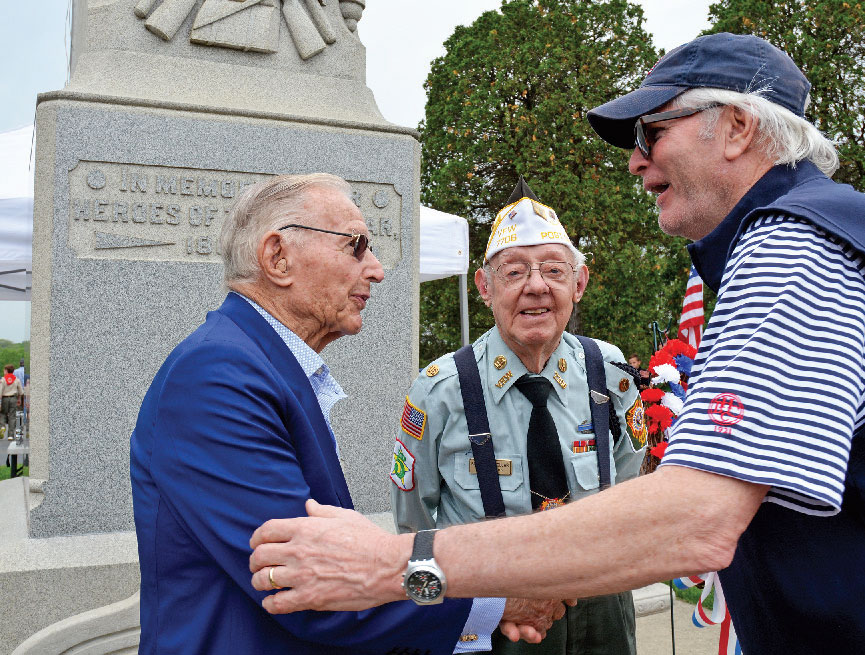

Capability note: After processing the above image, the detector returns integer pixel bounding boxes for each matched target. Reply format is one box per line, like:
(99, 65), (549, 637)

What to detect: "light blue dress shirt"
(238, 293), (504, 651)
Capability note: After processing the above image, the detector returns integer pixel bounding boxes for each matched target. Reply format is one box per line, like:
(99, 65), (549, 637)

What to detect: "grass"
(0, 465), (29, 481)
(667, 580), (714, 610)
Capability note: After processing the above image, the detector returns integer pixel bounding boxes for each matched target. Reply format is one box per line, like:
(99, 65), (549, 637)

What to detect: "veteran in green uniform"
(390, 180), (647, 654)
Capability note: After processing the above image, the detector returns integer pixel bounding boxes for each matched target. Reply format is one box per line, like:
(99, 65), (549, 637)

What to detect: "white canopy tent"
(0, 126), (34, 302)
(0, 126), (470, 342)
(418, 205), (469, 282)
(418, 205), (471, 346)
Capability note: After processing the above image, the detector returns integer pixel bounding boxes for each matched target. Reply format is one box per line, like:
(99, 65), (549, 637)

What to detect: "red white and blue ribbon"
(673, 572), (742, 655)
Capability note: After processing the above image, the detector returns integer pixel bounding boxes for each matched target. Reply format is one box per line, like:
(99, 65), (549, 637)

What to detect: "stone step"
(0, 477), (29, 544)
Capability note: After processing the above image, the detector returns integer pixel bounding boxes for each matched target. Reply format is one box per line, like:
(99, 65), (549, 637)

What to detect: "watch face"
(406, 569), (443, 601)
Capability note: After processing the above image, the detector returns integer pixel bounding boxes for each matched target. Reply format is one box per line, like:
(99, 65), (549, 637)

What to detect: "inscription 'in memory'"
(67, 162), (403, 267)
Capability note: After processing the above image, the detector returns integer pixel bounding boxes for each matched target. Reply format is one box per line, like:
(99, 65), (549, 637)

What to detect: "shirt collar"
(687, 163), (816, 294)
(234, 292), (325, 380)
(486, 327), (572, 406)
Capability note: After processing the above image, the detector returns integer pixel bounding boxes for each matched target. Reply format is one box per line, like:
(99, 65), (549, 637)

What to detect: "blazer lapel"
(215, 293), (352, 507)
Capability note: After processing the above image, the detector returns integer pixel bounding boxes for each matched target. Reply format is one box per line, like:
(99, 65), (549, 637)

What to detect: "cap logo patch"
(530, 200), (558, 223)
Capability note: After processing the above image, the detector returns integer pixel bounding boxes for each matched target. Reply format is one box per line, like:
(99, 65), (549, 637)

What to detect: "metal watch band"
(410, 529), (437, 562)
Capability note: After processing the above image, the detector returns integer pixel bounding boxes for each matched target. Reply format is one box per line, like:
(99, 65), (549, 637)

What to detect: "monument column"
(4, 1), (422, 651)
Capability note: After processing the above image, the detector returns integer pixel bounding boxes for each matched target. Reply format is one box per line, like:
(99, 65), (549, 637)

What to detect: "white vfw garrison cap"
(484, 176), (574, 262)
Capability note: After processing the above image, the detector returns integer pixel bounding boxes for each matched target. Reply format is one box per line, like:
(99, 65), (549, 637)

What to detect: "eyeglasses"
(634, 105), (720, 158)
(278, 223), (372, 260)
(490, 261), (577, 287)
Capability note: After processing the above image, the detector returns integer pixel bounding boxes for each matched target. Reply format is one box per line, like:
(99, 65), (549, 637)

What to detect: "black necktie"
(514, 375), (569, 510)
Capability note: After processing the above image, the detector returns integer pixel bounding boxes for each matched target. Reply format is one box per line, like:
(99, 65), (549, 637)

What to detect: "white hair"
(220, 173), (352, 285)
(674, 88), (839, 176)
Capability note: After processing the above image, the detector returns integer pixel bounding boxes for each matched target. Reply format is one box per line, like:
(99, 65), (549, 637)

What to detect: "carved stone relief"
(134, 0), (365, 59)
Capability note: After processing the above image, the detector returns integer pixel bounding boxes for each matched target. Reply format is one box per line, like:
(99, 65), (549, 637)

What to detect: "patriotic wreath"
(638, 338), (697, 475)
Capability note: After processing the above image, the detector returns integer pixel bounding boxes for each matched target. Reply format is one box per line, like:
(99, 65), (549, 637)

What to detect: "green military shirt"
(390, 326), (648, 532)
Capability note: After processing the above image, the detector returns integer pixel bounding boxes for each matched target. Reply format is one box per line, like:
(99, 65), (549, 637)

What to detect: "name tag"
(468, 458), (512, 476)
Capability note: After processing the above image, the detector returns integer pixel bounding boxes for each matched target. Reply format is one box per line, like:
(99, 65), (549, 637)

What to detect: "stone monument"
(1, 1), (423, 651)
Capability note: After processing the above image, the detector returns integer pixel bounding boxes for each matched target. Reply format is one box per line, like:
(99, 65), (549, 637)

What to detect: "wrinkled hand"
(498, 597), (574, 643)
(249, 499), (408, 613)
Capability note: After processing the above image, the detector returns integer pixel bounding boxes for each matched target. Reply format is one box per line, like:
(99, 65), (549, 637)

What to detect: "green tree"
(419, 0), (692, 365)
(0, 340), (29, 373)
(706, 0), (865, 189)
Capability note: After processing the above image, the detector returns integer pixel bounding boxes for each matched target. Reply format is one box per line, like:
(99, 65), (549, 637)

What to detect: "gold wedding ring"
(268, 566), (282, 590)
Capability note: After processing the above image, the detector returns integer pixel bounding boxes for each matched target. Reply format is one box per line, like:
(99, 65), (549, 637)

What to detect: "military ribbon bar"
(572, 439), (596, 453)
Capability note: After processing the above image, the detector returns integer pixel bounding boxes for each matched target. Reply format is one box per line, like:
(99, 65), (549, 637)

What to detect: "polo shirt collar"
(687, 163), (809, 294)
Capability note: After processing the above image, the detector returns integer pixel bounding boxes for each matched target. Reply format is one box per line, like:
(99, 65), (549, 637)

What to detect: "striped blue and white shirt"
(661, 215), (865, 515)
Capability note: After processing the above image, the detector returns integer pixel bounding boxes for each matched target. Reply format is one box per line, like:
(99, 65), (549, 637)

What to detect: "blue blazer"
(131, 293), (472, 654)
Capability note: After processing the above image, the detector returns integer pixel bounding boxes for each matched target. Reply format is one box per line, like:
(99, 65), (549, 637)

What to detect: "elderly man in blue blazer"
(130, 173), (565, 654)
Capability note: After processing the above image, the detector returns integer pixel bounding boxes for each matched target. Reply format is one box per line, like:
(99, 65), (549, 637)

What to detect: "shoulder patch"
(390, 438), (416, 491)
(626, 397), (648, 451)
(400, 396), (427, 441)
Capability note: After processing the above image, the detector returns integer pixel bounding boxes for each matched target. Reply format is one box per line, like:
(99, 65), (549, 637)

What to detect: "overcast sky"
(0, 0), (712, 342)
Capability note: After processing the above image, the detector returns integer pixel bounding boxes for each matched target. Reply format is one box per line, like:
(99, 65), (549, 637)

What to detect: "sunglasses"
(634, 105), (720, 158)
(278, 223), (372, 260)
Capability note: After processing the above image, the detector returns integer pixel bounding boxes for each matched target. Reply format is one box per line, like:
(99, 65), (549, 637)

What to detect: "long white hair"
(675, 88), (839, 177)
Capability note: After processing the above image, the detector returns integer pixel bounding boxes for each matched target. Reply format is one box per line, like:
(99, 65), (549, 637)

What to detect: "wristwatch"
(403, 529), (446, 605)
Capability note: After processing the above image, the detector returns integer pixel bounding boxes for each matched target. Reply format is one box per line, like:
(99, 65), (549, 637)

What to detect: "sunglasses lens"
(353, 235), (369, 259)
(635, 121), (650, 158)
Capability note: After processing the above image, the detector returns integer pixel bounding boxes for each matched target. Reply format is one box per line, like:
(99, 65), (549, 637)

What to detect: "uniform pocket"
(453, 452), (524, 492)
(570, 452), (600, 490)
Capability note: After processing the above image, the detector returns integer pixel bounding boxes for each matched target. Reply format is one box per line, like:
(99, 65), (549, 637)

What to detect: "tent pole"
(459, 274), (470, 346)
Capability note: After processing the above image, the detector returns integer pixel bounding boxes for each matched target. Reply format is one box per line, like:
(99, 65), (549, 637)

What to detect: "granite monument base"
(0, 478), (138, 655)
(30, 96), (421, 541)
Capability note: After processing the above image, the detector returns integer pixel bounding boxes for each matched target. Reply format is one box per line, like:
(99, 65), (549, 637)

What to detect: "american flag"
(678, 265), (704, 349)
(400, 397), (426, 441)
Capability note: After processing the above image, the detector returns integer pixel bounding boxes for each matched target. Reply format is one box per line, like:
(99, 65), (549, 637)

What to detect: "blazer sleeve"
(148, 336), (472, 654)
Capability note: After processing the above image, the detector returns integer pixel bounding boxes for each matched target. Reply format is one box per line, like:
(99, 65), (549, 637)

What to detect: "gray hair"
(674, 88), (839, 177)
(220, 173), (352, 285)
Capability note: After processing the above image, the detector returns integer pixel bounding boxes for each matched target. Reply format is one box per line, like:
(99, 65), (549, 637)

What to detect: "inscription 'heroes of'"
(71, 167), (257, 227)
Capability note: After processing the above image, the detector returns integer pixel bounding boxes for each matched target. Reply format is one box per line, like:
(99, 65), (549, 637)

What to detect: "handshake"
(249, 500), (578, 645)
(499, 597), (577, 644)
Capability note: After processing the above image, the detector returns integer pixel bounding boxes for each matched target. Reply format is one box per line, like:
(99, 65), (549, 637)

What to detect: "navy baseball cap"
(587, 33), (811, 149)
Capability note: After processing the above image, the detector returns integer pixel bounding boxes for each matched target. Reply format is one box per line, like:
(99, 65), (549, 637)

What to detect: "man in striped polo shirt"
(249, 33), (865, 654)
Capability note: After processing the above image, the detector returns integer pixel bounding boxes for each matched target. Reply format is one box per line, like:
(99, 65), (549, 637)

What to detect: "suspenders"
(575, 336), (612, 491)
(453, 338), (612, 519)
(454, 346), (507, 518)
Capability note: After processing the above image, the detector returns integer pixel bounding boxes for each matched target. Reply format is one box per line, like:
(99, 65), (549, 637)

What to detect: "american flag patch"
(401, 396), (427, 441)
